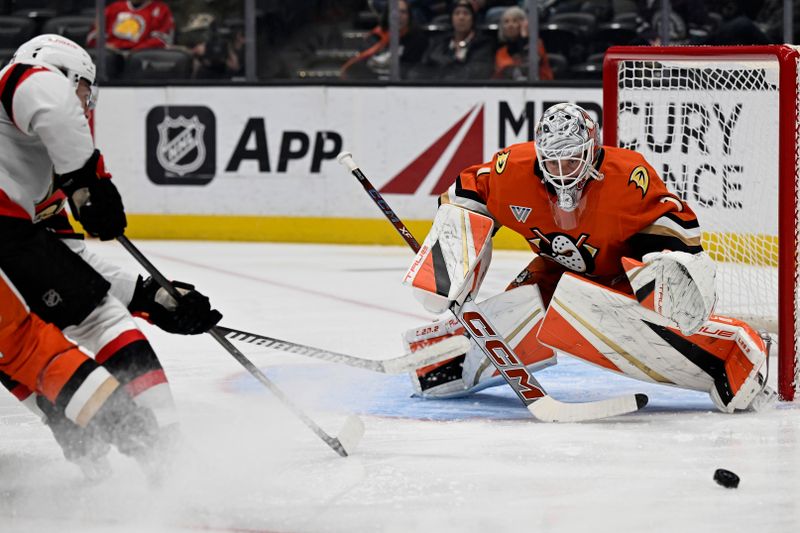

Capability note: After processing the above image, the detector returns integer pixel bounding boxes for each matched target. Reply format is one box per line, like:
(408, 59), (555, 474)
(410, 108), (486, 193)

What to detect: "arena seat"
(0, 16), (36, 48)
(87, 47), (125, 79)
(546, 52), (568, 79)
(42, 15), (92, 43)
(10, 0), (59, 21)
(124, 48), (193, 80)
(590, 21), (638, 54)
(548, 12), (597, 36)
(539, 23), (587, 64)
(0, 47), (15, 67)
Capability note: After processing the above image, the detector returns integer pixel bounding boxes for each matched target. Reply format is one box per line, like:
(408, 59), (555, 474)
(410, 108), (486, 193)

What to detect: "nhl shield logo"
(147, 105), (216, 185)
(156, 115), (206, 176)
(42, 289), (62, 308)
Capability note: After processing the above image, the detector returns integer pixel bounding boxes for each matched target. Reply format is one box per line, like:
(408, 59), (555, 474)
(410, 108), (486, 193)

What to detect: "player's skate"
(748, 381), (778, 412)
(710, 332), (776, 413)
(83, 386), (164, 484)
(40, 402), (113, 482)
(405, 286), (556, 398)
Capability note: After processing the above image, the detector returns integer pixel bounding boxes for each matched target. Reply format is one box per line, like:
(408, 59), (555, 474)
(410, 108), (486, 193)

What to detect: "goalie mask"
(534, 103), (602, 223)
(11, 34), (98, 110)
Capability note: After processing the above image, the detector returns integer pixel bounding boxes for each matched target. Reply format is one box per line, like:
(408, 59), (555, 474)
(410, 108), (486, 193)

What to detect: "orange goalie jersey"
(441, 142), (703, 303)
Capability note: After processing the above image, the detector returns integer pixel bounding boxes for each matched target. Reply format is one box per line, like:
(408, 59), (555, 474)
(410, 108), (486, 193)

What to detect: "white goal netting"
(607, 47), (799, 400)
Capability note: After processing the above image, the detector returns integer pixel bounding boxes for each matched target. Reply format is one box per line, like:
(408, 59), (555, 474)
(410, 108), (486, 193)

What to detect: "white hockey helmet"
(11, 34), (97, 106)
(534, 103), (602, 212)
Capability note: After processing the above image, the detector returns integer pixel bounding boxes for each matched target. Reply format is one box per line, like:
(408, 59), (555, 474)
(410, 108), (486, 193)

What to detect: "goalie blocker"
(403, 203), (493, 314)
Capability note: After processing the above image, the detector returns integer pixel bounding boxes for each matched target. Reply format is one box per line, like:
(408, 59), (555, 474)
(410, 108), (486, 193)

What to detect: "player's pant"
(0, 267), (159, 460)
(0, 216), (177, 440)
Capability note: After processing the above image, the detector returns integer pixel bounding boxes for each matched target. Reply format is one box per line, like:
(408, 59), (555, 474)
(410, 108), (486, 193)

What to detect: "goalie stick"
(337, 151), (648, 422)
(116, 236), (364, 457)
(216, 325), (471, 374)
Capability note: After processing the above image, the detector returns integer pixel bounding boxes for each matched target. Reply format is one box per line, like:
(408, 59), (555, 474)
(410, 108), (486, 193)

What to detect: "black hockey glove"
(129, 276), (223, 335)
(71, 179), (127, 241)
(58, 150), (127, 241)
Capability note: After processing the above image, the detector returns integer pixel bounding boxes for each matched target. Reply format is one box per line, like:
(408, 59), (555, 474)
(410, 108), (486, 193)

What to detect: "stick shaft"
(217, 325), (469, 374)
(348, 167), (421, 252)
(116, 236), (350, 456)
(216, 325), (385, 372)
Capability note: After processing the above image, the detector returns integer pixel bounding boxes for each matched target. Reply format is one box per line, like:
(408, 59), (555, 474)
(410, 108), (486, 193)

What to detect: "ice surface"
(1, 241), (798, 533)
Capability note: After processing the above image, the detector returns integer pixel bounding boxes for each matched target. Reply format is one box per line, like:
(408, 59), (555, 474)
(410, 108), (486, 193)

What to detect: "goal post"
(602, 45), (800, 401)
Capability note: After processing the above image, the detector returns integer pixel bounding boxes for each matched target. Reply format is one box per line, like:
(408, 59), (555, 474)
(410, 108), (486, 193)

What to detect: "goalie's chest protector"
(485, 147), (669, 280)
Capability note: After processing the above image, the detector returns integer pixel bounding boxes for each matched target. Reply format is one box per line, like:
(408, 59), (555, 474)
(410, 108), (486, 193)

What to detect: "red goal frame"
(602, 45), (800, 401)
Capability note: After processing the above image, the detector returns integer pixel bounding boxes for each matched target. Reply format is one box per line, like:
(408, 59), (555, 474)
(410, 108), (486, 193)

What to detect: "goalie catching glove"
(57, 149), (127, 241)
(129, 276), (222, 335)
(624, 250), (717, 336)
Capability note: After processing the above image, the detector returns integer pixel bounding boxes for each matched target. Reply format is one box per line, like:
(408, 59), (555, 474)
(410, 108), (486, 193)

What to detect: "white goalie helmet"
(534, 103), (602, 212)
(11, 34), (98, 108)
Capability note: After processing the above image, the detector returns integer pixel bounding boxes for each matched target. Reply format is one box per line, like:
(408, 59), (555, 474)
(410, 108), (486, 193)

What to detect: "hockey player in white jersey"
(0, 34), (222, 480)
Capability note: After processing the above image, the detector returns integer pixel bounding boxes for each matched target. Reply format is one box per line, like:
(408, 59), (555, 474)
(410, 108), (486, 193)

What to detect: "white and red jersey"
(87, 0), (174, 51)
(0, 62), (137, 303)
(0, 63), (94, 220)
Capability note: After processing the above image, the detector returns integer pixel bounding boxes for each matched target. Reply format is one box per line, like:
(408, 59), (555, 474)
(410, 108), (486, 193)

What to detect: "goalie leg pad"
(538, 273), (769, 412)
(405, 285), (556, 398)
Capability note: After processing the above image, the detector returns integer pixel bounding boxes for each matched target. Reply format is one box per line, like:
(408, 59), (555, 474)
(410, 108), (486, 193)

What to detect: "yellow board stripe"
(117, 214), (530, 249)
(101, 214), (779, 265)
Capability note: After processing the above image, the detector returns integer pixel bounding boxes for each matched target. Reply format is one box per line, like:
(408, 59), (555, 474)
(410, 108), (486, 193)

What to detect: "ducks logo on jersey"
(629, 166), (650, 198)
(528, 229), (599, 273)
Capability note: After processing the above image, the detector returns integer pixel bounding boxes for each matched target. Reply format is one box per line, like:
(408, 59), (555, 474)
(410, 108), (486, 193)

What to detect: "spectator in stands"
(87, 0), (175, 51)
(493, 6), (553, 80)
(703, 0), (771, 45)
(179, 13), (245, 79)
(340, 0), (429, 79)
(754, 0), (799, 42)
(636, 0), (710, 43)
(412, 0), (493, 80)
(395, 0), (488, 24)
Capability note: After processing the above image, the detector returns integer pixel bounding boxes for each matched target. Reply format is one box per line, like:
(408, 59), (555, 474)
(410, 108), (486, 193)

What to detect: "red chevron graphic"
(380, 105), (484, 195)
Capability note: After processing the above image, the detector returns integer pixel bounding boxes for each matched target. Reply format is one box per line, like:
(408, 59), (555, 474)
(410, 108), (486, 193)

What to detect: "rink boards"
(95, 85), (779, 259)
(95, 85), (600, 249)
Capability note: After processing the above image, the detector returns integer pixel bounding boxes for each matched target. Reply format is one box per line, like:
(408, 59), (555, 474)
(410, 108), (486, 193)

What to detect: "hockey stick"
(116, 235), (364, 456)
(216, 325), (470, 374)
(337, 152), (647, 422)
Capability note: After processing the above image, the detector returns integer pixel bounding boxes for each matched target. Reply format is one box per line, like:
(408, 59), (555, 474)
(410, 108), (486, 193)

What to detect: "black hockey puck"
(713, 468), (740, 489)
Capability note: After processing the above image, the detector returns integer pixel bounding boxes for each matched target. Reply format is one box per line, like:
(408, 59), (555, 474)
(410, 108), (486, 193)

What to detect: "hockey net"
(603, 45), (800, 401)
